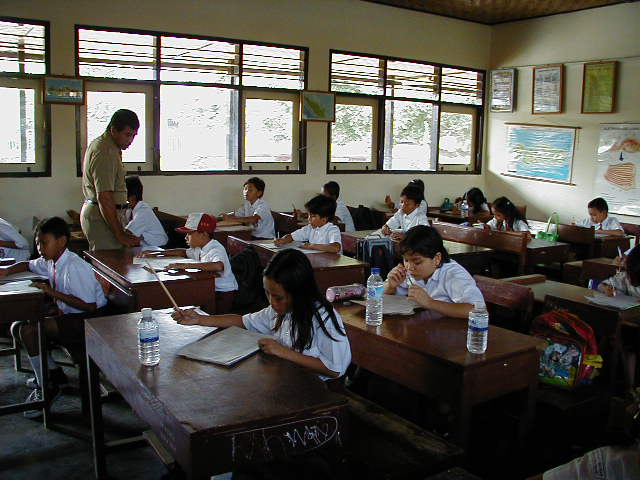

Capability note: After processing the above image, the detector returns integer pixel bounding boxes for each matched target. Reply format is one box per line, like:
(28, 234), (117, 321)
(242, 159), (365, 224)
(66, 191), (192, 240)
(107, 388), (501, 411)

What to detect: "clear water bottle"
(466, 302), (489, 354)
(461, 199), (469, 214)
(366, 268), (384, 326)
(138, 307), (160, 366)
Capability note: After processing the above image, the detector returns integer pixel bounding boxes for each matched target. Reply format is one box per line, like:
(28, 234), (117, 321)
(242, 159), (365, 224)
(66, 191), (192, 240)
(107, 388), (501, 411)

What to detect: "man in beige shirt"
(81, 109), (141, 250)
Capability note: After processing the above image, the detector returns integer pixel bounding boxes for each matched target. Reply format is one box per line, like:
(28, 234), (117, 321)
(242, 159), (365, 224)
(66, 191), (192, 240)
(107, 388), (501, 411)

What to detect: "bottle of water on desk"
(467, 302), (489, 354)
(138, 307), (160, 366)
(461, 199), (469, 215)
(366, 268), (384, 326)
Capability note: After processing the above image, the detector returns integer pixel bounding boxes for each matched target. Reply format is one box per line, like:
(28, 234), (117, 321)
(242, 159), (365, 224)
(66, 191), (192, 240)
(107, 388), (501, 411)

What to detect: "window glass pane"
(160, 85), (238, 171)
(0, 20), (46, 74)
(441, 67), (483, 105)
(383, 100), (434, 171)
(331, 103), (373, 163)
(161, 36), (239, 84)
(244, 98), (293, 163)
(331, 53), (383, 95)
(439, 111), (472, 165)
(86, 91), (146, 163)
(386, 61), (438, 100)
(0, 86), (35, 163)
(78, 29), (156, 80)
(242, 44), (305, 89)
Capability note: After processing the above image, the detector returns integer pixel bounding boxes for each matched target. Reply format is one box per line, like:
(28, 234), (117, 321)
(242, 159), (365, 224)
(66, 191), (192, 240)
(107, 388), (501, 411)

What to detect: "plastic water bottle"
(461, 199), (469, 214)
(138, 307), (160, 366)
(366, 268), (384, 326)
(466, 302), (489, 354)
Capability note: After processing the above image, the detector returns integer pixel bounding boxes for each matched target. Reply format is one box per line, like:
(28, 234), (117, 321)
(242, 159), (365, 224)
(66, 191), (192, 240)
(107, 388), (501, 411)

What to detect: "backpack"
(230, 247), (266, 312)
(357, 237), (395, 279)
(529, 309), (603, 389)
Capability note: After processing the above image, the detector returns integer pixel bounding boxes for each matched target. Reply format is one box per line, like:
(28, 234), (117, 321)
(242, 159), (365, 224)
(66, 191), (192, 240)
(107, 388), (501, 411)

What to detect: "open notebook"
(585, 291), (640, 310)
(253, 241), (323, 254)
(352, 294), (420, 315)
(0, 280), (42, 293)
(133, 257), (194, 271)
(177, 326), (272, 366)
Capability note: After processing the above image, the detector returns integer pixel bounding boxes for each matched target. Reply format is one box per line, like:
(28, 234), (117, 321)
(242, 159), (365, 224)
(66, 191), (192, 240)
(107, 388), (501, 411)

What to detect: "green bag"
(536, 212), (560, 242)
(441, 197), (453, 211)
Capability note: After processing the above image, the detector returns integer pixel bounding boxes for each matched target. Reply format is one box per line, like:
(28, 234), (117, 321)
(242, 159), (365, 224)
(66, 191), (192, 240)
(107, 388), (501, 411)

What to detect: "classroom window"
(76, 26), (306, 174)
(328, 50), (484, 174)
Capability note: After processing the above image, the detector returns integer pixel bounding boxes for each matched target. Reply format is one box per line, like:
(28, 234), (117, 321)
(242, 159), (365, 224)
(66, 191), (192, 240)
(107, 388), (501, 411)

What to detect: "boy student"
(574, 197), (625, 236)
(0, 216), (30, 262)
(382, 184), (429, 241)
(222, 177), (275, 239)
(275, 195), (342, 253)
(322, 181), (355, 232)
(141, 213), (238, 314)
(124, 176), (168, 248)
(0, 217), (107, 416)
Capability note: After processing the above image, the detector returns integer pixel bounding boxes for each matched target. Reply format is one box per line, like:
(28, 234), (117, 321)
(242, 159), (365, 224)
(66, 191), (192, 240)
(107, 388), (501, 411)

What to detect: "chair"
(621, 222), (640, 247)
(474, 275), (534, 333)
(271, 211), (298, 237)
(153, 207), (187, 248)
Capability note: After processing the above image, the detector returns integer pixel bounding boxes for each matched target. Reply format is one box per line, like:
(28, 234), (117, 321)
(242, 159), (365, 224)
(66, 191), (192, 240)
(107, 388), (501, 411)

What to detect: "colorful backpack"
(529, 309), (603, 389)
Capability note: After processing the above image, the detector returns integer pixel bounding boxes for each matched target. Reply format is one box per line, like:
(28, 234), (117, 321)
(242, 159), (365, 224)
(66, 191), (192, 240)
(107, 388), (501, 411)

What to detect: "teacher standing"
(81, 109), (141, 250)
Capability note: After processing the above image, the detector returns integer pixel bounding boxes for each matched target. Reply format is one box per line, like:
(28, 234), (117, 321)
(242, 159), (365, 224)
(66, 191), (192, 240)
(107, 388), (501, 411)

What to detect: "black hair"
(263, 249), (346, 352)
(626, 246), (640, 287)
(305, 194), (337, 220)
(409, 178), (425, 193)
(400, 184), (425, 205)
(107, 109), (140, 132)
(465, 187), (487, 214)
(399, 225), (450, 263)
(125, 176), (143, 201)
(36, 216), (70, 241)
(492, 196), (528, 230)
(323, 181), (340, 199)
(588, 197), (609, 212)
(244, 177), (265, 193)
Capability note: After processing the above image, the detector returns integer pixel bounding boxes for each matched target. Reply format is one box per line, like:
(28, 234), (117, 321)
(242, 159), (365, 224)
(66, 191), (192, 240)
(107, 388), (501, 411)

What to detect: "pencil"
(145, 260), (181, 311)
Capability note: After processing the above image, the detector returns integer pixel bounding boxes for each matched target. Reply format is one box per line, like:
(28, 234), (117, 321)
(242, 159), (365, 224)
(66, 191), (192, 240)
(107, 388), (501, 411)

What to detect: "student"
(322, 181), (355, 232)
(599, 245), (640, 298)
(384, 179), (428, 214)
(275, 194), (342, 253)
(0, 217), (107, 416)
(142, 213), (238, 314)
(222, 177), (275, 239)
(0, 216), (30, 262)
(123, 176), (168, 248)
(382, 184), (430, 241)
(459, 187), (490, 214)
(485, 196), (530, 233)
(575, 197), (625, 236)
(384, 225), (485, 319)
(171, 249), (351, 380)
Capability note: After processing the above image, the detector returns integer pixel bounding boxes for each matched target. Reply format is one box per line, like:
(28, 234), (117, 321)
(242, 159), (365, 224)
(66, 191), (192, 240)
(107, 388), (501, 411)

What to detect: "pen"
(618, 247), (623, 258)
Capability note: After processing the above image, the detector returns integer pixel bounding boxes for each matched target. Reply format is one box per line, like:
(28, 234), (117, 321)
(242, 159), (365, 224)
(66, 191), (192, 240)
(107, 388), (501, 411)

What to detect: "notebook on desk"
(585, 291), (640, 310)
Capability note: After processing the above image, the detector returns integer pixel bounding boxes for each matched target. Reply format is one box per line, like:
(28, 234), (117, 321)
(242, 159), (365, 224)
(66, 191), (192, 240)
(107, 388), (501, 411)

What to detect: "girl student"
(484, 196), (530, 233)
(384, 179), (428, 214)
(172, 249), (351, 380)
(384, 225), (485, 319)
(459, 187), (490, 214)
(381, 184), (430, 241)
(599, 245), (640, 298)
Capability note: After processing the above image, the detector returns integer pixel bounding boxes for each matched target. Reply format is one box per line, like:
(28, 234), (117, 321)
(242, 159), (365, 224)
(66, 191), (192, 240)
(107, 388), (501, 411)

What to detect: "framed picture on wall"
(490, 69), (516, 113)
(581, 61), (617, 113)
(300, 91), (335, 122)
(532, 64), (564, 114)
(43, 76), (85, 104)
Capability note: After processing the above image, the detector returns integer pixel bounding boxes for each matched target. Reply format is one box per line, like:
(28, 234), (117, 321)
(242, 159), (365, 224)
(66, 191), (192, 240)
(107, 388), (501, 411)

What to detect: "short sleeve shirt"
(186, 239), (238, 292)
(125, 201), (169, 248)
(291, 222), (342, 253)
(0, 217), (30, 262)
(235, 198), (275, 239)
(335, 200), (355, 233)
(486, 218), (530, 232)
(385, 208), (429, 232)
(576, 216), (624, 232)
(82, 131), (127, 204)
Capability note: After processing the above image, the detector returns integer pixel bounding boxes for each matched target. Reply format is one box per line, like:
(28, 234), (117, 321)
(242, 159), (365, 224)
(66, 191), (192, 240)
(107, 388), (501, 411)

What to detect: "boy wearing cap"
(141, 213), (238, 313)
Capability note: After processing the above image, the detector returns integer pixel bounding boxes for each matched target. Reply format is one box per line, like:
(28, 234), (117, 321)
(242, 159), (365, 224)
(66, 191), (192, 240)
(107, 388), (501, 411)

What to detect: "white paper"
(133, 257), (194, 270)
(352, 294), (420, 315)
(0, 280), (42, 293)
(255, 241), (324, 254)
(0, 271), (47, 284)
(585, 291), (640, 310)
(177, 326), (272, 366)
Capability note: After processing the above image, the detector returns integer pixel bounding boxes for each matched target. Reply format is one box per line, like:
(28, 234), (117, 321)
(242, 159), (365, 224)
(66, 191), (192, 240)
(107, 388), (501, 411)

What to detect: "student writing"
(599, 245), (640, 298)
(484, 196), (530, 233)
(382, 184), (429, 241)
(222, 177), (275, 239)
(574, 197), (625, 236)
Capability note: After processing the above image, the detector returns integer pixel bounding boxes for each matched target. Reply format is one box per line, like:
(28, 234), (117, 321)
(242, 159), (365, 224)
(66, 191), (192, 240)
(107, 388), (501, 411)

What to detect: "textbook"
(177, 326), (272, 366)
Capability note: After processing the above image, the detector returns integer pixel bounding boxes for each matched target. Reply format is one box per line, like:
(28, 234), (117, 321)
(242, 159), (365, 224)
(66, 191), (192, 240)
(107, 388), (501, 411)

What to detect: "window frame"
(327, 49), (485, 175)
(0, 16), (51, 177)
(75, 25), (308, 176)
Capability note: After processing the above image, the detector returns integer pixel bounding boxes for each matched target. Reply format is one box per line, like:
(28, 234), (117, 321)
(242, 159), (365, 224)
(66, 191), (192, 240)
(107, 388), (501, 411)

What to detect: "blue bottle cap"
(371, 267), (381, 274)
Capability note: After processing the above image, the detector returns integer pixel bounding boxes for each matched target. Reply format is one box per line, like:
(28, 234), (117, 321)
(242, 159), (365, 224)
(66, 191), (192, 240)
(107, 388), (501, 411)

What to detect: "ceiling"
(363, 0), (636, 24)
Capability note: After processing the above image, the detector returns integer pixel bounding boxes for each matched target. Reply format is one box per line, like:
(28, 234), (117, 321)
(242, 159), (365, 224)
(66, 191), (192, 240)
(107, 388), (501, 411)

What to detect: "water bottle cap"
(142, 307), (153, 317)
(371, 267), (381, 274)
(474, 301), (486, 310)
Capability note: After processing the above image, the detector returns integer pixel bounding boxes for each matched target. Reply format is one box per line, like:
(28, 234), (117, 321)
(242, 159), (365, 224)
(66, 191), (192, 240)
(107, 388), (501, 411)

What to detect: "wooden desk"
(84, 248), (217, 313)
(595, 234), (631, 258)
(337, 303), (539, 451)
(582, 257), (619, 283)
(86, 310), (347, 479)
(227, 237), (367, 292)
(525, 238), (571, 268)
(427, 208), (475, 225)
(213, 225), (252, 250)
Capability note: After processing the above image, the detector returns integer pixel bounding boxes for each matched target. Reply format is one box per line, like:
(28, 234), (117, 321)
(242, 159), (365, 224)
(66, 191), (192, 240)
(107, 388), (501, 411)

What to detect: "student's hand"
(390, 232), (405, 242)
(601, 284), (616, 297)
(386, 264), (407, 290)
(381, 225), (391, 236)
(258, 337), (288, 358)
(408, 285), (433, 308)
(171, 308), (202, 325)
(384, 195), (394, 210)
(301, 242), (315, 250)
(30, 281), (52, 295)
(274, 238), (287, 247)
(614, 255), (626, 266)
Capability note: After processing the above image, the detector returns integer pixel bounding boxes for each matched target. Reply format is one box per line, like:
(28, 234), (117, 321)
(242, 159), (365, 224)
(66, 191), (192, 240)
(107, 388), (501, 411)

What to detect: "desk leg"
(518, 380), (537, 448)
(453, 383), (472, 457)
(38, 319), (50, 428)
(87, 353), (107, 479)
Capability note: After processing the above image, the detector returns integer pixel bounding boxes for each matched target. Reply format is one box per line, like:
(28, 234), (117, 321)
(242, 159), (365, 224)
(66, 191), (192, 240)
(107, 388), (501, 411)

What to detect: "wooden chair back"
(556, 224), (595, 259)
(474, 275), (534, 332)
(621, 222), (640, 247)
(153, 207), (186, 248)
(271, 211), (297, 237)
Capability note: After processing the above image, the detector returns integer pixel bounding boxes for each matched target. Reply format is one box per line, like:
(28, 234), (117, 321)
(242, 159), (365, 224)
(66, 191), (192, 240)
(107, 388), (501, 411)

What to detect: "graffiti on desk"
(232, 415), (339, 463)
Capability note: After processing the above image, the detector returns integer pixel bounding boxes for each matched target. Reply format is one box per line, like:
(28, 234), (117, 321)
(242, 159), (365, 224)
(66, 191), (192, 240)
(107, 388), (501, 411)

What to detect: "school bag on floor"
(230, 247), (266, 312)
(529, 309), (602, 388)
(357, 237), (395, 279)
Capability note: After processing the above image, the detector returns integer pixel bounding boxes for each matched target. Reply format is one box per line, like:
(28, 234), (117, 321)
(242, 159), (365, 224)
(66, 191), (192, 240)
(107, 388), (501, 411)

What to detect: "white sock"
(47, 352), (58, 369)
(29, 355), (42, 388)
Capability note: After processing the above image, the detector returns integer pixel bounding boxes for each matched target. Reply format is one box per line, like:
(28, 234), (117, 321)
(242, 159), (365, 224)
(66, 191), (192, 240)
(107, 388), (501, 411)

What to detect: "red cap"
(176, 213), (217, 234)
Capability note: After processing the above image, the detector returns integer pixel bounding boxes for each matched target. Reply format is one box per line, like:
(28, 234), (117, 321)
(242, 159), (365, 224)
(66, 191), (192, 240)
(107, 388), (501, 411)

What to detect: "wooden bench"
(474, 274), (534, 333)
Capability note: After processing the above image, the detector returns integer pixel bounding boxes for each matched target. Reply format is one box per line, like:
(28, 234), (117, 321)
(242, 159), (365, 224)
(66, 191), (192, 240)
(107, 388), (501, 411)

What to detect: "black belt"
(85, 199), (128, 210)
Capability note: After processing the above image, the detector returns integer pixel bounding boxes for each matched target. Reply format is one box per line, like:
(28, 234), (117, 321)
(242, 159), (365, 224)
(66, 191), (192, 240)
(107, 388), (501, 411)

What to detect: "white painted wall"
(0, 0), (491, 236)
(486, 2), (640, 223)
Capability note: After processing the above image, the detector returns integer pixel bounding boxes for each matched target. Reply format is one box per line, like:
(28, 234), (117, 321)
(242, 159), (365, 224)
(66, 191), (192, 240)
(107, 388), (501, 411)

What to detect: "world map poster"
(594, 124), (640, 216)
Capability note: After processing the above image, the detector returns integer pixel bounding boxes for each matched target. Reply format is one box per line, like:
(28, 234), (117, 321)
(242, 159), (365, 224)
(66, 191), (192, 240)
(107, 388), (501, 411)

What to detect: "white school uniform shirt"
(242, 304), (351, 380)
(335, 200), (355, 233)
(28, 249), (107, 315)
(576, 215), (624, 232)
(394, 199), (428, 214)
(385, 207), (429, 232)
(395, 260), (485, 318)
(186, 239), (238, 292)
(543, 444), (640, 480)
(125, 201), (168, 248)
(602, 271), (640, 298)
(235, 198), (275, 239)
(0, 217), (30, 262)
(486, 218), (530, 232)
(291, 222), (343, 253)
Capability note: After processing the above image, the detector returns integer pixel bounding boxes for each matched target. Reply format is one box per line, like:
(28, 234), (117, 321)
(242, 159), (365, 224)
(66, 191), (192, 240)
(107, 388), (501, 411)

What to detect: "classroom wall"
(486, 2), (640, 223)
(0, 0), (491, 236)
